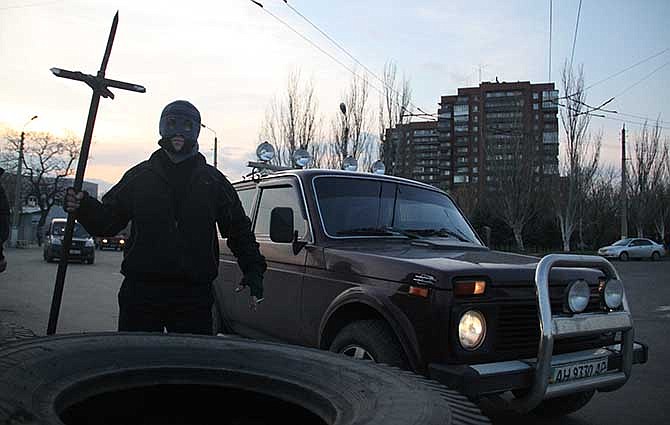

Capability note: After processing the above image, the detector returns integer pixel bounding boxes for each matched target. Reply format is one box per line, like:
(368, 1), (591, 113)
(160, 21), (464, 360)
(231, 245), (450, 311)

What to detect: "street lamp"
(339, 102), (350, 170)
(201, 123), (218, 169)
(10, 115), (38, 248)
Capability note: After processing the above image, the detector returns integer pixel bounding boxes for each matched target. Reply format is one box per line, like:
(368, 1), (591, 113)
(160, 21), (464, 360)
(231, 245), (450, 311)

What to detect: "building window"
(456, 147), (469, 154)
(454, 175), (469, 184)
(472, 167), (479, 174)
(472, 176), (479, 183)
(543, 131), (559, 144)
(542, 90), (559, 108)
(454, 104), (469, 116)
(533, 92), (539, 100)
(533, 103), (539, 110)
(473, 105), (479, 112)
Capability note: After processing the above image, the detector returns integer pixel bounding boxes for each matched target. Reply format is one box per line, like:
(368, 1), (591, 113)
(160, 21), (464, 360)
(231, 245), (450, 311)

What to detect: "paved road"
(1, 247), (669, 424)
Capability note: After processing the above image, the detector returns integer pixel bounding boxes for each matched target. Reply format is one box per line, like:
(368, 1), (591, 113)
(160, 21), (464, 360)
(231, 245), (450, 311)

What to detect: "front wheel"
(329, 320), (408, 369)
(619, 251), (629, 261)
(651, 251), (661, 261)
(530, 390), (595, 417)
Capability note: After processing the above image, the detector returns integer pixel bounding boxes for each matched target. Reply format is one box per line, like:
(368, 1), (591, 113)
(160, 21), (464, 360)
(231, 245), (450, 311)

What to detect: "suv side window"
(254, 185), (307, 238)
(236, 188), (257, 217)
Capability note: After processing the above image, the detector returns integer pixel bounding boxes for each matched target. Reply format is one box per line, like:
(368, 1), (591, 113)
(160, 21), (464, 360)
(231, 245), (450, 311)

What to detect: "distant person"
(0, 167), (10, 273)
(64, 100), (266, 334)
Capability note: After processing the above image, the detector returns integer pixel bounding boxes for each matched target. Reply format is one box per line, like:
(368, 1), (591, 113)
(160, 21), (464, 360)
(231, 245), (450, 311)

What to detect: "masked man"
(65, 100), (266, 334)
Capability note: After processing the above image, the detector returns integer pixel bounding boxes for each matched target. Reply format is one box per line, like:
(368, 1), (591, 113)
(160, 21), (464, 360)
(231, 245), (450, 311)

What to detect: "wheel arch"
(318, 287), (423, 372)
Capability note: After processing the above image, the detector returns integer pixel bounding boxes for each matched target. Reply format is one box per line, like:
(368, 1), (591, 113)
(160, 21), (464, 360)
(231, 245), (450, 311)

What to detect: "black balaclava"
(158, 100), (201, 163)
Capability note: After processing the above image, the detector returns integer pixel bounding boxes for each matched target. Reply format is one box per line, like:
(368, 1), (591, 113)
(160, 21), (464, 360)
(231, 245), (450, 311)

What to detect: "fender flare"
(318, 287), (424, 372)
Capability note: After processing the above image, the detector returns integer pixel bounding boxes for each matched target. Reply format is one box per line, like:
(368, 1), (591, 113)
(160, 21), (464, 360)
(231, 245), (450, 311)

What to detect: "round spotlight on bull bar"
(293, 148), (312, 168)
(343, 156), (358, 172)
(256, 141), (275, 162)
(458, 310), (486, 350)
(567, 279), (590, 313)
(603, 279), (624, 310)
(371, 160), (385, 175)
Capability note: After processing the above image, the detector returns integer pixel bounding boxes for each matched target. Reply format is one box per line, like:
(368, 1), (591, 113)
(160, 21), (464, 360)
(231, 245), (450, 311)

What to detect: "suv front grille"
(495, 286), (615, 357)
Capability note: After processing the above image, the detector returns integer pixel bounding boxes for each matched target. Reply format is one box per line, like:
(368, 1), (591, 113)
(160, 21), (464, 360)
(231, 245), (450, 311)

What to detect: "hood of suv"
(323, 240), (603, 288)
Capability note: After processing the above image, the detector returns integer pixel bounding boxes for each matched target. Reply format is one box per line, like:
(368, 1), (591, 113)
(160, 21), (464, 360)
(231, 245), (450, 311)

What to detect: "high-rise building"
(383, 81), (559, 192)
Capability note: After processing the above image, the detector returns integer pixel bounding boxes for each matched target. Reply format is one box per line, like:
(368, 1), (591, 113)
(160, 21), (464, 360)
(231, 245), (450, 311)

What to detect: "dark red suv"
(212, 169), (647, 416)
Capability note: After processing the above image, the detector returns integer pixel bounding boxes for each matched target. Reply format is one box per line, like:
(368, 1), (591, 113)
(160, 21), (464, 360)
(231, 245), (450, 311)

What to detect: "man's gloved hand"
(64, 188), (87, 214)
(234, 274), (264, 311)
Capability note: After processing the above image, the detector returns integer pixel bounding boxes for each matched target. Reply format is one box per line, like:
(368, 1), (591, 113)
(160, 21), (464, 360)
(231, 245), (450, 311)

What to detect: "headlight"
(102, 239), (108, 243)
(85, 239), (95, 247)
(119, 239), (125, 244)
(458, 310), (486, 350)
(603, 280), (624, 309)
(567, 280), (590, 313)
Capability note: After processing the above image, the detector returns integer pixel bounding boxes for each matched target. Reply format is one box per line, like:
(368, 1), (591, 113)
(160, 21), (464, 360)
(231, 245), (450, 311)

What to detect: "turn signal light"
(409, 286), (430, 298)
(454, 280), (487, 296)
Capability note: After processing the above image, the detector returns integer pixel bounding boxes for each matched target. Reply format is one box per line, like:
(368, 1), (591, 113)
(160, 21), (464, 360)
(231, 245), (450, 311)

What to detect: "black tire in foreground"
(0, 333), (490, 425)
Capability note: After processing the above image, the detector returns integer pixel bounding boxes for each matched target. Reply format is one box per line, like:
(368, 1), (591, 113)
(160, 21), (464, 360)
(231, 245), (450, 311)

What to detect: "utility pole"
(201, 124), (218, 169)
(621, 124), (628, 239)
(10, 115), (38, 247)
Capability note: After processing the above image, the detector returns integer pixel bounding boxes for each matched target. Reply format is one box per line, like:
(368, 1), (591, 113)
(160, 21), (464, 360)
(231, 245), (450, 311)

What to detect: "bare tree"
(378, 61), (412, 173)
(628, 119), (667, 238)
(330, 73), (374, 170)
(486, 130), (540, 251)
(259, 69), (320, 167)
(1, 130), (79, 244)
(554, 63), (601, 252)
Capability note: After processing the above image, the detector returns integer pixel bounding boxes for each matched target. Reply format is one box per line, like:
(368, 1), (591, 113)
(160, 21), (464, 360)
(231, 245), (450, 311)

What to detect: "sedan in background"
(598, 238), (666, 261)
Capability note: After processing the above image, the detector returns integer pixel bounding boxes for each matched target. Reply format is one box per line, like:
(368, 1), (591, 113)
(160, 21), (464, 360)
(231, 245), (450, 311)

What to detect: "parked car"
(212, 167), (647, 417)
(43, 218), (95, 264)
(96, 234), (126, 251)
(598, 238), (666, 261)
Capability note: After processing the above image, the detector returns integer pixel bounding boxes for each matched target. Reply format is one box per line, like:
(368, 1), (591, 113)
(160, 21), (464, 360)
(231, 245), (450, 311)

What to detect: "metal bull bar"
(511, 254), (634, 413)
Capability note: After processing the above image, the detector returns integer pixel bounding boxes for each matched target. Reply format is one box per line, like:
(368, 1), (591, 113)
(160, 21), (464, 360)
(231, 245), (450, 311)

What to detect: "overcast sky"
(1, 0), (668, 190)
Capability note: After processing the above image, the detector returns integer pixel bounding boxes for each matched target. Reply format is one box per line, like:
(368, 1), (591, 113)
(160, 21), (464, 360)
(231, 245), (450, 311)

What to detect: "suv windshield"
(52, 222), (91, 239)
(314, 177), (481, 245)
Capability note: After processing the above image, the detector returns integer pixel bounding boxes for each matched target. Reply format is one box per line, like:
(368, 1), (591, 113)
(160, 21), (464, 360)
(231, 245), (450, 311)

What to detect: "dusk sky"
(1, 0), (668, 191)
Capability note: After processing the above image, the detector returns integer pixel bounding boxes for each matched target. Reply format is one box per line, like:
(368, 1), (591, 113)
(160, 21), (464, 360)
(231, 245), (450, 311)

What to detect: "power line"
(569, 0), (583, 68)
(254, 0), (435, 120)
(280, 0), (435, 118)
(590, 114), (670, 131)
(584, 48), (669, 92)
(0, 0), (61, 10)
(612, 59), (670, 99)
(615, 111), (670, 126)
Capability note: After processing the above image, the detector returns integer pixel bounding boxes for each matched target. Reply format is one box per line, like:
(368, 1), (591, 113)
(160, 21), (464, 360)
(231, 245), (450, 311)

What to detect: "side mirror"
(270, 207), (294, 243)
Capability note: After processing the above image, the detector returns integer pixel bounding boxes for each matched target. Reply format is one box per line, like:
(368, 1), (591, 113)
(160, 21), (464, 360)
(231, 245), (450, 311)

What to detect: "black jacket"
(77, 150), (266, 295)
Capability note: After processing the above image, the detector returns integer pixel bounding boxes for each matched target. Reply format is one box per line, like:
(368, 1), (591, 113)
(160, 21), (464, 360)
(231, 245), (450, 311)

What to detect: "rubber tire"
(0, 333), (490, 425)
(530, 390), (595, 417)
(329, 319), (408, 369)
(651, 251), (660, 261)
(619, 251), (629, 261)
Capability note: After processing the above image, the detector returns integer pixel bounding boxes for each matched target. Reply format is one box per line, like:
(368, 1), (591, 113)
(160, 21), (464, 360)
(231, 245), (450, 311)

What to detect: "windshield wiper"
(406, 228), (472, 243)
(336, 227), (420, 239)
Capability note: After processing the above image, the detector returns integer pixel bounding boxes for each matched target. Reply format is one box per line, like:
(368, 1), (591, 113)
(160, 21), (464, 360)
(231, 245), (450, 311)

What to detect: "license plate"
(550, 358), (608, 384)
(69, 249), (81, 255)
